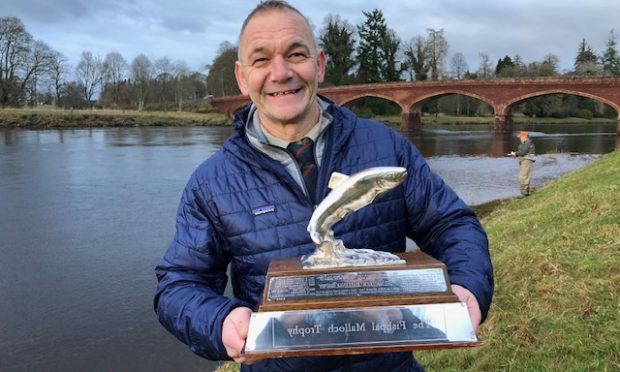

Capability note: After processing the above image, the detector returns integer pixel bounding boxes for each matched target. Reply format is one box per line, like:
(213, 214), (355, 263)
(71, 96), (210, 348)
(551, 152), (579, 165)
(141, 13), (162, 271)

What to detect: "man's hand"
(222, 306), (252, 363)
(451, 284), (481, 331)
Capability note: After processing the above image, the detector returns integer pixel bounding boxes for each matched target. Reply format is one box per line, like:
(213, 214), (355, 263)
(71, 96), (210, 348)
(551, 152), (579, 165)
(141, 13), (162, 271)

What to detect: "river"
(0, 122), (616, 371)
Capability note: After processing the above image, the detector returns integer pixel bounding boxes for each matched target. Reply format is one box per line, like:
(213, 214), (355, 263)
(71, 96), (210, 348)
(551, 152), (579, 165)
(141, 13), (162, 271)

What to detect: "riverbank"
(0, 107), (230, 128)
(215, 150), (619, 372)
(2, 107), (614, 129)
(374, 113), (615, 127)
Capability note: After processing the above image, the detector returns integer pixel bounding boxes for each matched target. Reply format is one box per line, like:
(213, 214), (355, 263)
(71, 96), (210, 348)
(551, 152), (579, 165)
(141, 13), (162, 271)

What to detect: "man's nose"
(270, 55), (293, 81)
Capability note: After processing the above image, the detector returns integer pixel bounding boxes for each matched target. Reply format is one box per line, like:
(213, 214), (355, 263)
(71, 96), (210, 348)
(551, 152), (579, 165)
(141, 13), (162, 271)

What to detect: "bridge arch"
(338, 93), (405, 112)
(407, 90), (494, 113)
(504, 89), (620, 119)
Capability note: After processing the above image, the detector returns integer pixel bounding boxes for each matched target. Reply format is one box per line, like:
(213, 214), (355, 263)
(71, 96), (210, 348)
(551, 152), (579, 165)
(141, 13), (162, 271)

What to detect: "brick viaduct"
(211, 77), (620, 134)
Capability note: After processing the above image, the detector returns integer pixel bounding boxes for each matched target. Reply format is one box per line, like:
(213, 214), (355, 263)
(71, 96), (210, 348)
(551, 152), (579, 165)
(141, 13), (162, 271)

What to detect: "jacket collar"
(227, 95), (357, 165)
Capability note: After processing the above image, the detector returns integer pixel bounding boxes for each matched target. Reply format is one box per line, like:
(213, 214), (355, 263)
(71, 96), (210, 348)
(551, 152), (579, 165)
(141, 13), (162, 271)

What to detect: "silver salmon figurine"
(302, 166), (408, 269)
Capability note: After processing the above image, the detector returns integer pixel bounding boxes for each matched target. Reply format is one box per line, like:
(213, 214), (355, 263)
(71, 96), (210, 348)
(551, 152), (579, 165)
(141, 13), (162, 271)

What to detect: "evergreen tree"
(574, 38), (601, 76)
(495, 55), (515, 76)
(355, 9), (386, 83)
(601, 29), (620, 76)
(319, 15), (356, 86)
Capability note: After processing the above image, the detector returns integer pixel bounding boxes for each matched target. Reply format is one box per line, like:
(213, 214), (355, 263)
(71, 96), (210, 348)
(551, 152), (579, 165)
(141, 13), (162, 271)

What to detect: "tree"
(574, 38), (601, 76)
(75, 51), (104, 106)
(601, 29), (620, 76)
(381, 28), (402, 82)
(0, 17), (33, 105)
(426, 28), (448, 80)
(131, 53), (152, 111)
(48, 51), (69, 106)
(355, 9), (385, 83)
(172, 60), (191, 111)
(319, 14), (356, 86)
(450, 52), (468, 80)
(536, 54), (560, 76)
(21, 40), (57, 105)
(477, 53), (494, 79)
(102, 51), (127, 107)
(495, 55), (514, 76)
(403, 36), (429, 81)
(206, 42), (239, 97)
(153, 56), (175, 109)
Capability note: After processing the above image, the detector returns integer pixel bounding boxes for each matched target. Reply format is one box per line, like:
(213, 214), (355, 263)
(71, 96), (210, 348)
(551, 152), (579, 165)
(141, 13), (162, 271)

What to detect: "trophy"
(242, 167), (480, 361)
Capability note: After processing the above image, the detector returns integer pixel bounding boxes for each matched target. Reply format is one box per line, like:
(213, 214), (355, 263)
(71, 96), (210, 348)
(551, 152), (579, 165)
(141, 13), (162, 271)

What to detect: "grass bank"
(216, 150), (619, 372)
(0, 107), (230, 128)
(418, 150), (619, 371)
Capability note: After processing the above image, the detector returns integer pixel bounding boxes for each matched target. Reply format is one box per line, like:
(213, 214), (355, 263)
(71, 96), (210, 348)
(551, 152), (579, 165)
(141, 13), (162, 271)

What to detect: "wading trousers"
(518, 159), (534, 196)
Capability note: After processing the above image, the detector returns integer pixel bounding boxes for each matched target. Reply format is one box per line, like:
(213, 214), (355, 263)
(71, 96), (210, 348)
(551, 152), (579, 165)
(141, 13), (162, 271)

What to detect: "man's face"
(235, 9), (326, 128)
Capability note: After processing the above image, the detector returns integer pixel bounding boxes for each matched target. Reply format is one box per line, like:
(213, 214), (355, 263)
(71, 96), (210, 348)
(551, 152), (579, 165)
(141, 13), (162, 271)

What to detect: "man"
(509, 131), (536, 197)
(154, 1), (494, 371)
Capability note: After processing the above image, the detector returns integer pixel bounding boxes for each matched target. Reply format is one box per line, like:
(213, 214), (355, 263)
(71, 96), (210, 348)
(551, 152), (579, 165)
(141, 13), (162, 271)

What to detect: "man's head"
(518, 131), (529, 142)
(234, 1), (326, 131)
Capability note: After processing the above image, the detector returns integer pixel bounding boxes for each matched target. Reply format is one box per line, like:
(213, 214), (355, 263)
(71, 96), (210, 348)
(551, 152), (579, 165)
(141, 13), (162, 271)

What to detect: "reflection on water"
(0, 123), (615, 372)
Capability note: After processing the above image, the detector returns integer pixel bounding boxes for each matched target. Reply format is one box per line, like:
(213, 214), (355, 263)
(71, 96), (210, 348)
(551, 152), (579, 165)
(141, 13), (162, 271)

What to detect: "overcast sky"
(4, 0), (619, 76)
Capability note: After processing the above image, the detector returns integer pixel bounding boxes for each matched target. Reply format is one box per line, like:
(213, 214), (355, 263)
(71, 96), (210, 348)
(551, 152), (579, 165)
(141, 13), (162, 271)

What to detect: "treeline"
(208, 9), (620, 119)
(0, 16), (210, 112)
(2, 11), (619, 119)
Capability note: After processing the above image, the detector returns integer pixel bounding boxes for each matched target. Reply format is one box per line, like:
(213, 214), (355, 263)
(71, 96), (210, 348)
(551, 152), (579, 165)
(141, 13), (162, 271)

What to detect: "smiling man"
(234, 4), (325, 141)
(154, 2), (493, 372)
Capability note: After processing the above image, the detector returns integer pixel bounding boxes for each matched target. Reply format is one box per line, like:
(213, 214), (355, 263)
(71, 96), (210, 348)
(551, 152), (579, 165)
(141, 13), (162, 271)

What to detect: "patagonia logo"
(252, 204), (276, 216)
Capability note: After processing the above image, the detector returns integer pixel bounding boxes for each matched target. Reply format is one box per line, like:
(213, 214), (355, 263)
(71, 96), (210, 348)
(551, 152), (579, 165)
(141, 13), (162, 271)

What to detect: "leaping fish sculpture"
(301, 166), (408, 269)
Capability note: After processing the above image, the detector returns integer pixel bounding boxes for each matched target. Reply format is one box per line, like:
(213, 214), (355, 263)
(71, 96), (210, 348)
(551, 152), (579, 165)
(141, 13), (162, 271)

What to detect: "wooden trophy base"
(242, 251), (481, 362)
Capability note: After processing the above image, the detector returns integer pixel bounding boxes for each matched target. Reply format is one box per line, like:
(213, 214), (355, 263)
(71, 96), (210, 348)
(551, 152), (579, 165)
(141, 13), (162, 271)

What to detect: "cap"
(518, 131), (529, 139)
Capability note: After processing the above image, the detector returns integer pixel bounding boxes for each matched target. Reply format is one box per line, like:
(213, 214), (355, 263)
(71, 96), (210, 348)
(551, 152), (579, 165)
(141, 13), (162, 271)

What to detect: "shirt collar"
(250, 98), (331, 148)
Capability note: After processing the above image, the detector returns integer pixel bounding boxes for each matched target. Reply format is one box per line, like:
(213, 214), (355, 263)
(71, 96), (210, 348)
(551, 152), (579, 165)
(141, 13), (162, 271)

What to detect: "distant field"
(0, 107), (230, 128)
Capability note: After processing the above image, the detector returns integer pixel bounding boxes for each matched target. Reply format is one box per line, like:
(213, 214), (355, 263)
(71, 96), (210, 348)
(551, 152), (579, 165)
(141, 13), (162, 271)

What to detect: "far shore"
(0, 107), (231, 128)
(1, 107), (614, 129)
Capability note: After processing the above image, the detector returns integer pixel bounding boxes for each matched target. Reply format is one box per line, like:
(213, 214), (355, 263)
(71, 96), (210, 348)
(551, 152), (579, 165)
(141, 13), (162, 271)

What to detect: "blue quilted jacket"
(154, 102), (493, 371)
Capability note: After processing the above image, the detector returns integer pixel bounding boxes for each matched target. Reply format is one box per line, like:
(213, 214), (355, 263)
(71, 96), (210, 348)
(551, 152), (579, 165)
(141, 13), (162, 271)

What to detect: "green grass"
(216, 151), (619, 372)
(417, 150), (620, 371)
(0, 107), (230, 128)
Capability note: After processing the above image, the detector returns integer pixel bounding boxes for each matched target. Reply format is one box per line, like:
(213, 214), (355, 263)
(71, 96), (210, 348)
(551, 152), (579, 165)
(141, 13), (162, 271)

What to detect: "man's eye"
(252, 58), (269, 66)
(288, 53), (308, 62)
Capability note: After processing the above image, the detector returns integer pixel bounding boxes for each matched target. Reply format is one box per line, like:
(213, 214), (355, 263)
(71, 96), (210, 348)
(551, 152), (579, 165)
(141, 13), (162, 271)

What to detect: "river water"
(0, 122), (616, 371)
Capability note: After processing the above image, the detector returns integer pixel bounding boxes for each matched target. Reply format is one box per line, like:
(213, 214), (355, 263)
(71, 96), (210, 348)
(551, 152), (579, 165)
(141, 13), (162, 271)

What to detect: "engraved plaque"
(245, 303), (478, 357)
(267, 268), (447, 301)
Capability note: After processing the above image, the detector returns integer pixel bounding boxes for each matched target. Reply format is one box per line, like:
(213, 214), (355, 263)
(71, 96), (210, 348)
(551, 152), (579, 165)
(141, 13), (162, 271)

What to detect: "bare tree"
(48, 51), (69, 106)
(477, 53), (494, 79)
(426, 28), (449, 80)
(153, 56), (175, 109)
(75, 51), (104, 107)
(131, 53), (152, 111)
(22, 40), (56, 105)
(0, 17), (33, 105)
(450, 52), (468, 79)
(102, 51), (127, 107)
(173, 60), (194, 111)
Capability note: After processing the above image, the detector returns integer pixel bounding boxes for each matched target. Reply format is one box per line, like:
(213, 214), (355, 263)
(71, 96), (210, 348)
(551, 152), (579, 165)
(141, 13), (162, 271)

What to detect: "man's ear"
(235, 61), (249, 96)
(316, 50), (326, 84)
